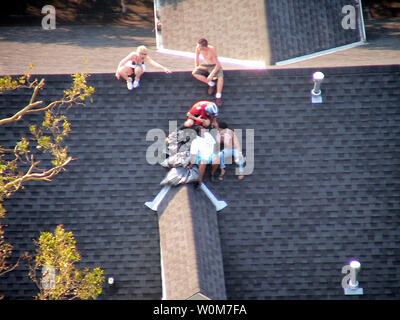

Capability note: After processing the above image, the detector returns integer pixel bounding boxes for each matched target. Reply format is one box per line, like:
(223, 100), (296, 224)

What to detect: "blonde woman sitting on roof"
(115, 45), (172, 90)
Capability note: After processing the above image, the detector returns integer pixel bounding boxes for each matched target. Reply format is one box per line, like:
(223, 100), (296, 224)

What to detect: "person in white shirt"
(187, 126), (219, 185)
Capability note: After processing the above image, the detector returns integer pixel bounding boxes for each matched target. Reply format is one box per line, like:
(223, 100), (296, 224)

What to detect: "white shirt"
(190, 132), (216, 159)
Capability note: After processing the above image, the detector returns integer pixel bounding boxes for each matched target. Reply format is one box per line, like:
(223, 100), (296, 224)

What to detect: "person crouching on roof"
(115, 45), (171, 90)
(184, 100), (219, 129)
(215, 120), (245, 181)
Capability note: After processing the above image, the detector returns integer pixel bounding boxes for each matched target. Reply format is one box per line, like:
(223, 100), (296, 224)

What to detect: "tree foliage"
(0, 66), (94, 213)
(0, 66), (96, 298)
(27, 225), (105, 300)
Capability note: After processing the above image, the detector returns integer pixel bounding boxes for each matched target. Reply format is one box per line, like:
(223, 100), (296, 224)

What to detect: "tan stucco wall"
(158, 0), (271, 62)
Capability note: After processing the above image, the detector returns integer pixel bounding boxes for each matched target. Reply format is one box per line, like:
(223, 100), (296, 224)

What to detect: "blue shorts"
(219, 148), (244, 169)
(131, 63), (145, 72)
(197, 153), (217, 165)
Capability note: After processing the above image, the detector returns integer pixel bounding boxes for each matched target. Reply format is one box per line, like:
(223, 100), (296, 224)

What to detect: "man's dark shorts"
(193, 64), (224, 78)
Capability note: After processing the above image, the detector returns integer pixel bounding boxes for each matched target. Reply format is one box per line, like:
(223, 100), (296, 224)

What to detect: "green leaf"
(38, 136), (52, 149)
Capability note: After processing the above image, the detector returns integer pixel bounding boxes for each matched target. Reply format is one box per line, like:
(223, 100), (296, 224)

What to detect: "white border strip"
(359, 0), (367, 42)
(145, 185), (171, 211)
(275, 41), (366, 66)
(157, 47), (267, 69)
(200, 183), (228, 212)
(160, 242), (168, 300)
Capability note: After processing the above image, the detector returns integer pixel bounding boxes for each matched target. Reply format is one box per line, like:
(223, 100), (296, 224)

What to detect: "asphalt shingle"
(0, 64), (399, 299)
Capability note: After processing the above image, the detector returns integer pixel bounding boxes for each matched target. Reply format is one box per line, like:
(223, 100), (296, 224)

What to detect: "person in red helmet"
(184, 100), (219, 128)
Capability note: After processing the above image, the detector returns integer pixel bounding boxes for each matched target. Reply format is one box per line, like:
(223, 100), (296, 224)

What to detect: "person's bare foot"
(218, 168), (226, 181)
(238, 168), (244, 180)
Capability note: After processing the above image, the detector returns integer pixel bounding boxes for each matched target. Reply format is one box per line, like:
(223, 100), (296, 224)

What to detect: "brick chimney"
(157, 184), (227, 300)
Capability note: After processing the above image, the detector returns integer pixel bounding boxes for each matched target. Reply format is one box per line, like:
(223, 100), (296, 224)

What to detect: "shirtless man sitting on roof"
(215, 120), (245, 181)
(192, 38), (224, 107)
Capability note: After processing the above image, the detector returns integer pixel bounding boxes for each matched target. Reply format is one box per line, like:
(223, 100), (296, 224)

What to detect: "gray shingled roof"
(0, 65), (399, 299)
(265, 0), (361, 63)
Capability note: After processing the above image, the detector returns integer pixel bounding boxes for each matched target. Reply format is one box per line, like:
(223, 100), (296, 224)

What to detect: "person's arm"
(209, 62), (221, 79)
(215, 132), (221, 145)
(187, 154), (197, 169)
(186, 112), (211, 127)
(187, 141), (198, 168)
(232, 130), (242, 152)
(116, 51), (136, 71)
(195, 45), (201, 68)
(187, 112), (203, 123)
(207, 47), (221, 81)
(146, 56), (172, 73)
